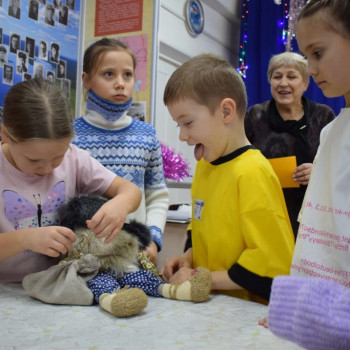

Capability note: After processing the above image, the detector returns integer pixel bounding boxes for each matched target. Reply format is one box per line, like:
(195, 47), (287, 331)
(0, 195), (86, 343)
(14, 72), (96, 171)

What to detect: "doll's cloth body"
(57, 194), (161, 304)
(23, 254), (100, 305)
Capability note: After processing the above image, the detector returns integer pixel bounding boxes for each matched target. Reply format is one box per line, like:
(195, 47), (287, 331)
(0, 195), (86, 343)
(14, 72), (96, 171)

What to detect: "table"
(0, 283), (302, 350)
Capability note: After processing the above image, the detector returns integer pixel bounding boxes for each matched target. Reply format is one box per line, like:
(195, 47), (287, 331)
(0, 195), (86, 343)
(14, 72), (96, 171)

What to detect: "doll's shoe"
(99, 287), (148, 317)
(163, 266), (212, 303)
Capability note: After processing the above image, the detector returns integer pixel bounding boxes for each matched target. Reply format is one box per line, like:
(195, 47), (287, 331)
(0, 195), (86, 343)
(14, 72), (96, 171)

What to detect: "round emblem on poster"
(185, 0), (205, 37)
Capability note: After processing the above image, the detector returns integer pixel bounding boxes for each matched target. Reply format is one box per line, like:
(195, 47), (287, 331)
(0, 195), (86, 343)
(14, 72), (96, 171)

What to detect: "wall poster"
(0, 0), (81, 122)
(80, 0), (157, 123)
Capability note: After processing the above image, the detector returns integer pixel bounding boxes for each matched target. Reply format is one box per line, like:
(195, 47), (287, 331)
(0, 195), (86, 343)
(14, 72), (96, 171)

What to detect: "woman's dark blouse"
(244, 97), (335, 238)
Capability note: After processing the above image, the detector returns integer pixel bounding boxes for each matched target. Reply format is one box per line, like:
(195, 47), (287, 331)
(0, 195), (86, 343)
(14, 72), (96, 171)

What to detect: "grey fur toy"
(58, 194), (152, 278)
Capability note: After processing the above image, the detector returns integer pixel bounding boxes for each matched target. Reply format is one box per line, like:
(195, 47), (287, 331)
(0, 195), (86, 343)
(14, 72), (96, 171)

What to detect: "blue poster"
(0, 0), (81, 117)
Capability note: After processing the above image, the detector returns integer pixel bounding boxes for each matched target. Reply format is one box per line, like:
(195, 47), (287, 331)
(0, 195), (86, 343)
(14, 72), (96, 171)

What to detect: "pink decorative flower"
(161, 143), (191, 182)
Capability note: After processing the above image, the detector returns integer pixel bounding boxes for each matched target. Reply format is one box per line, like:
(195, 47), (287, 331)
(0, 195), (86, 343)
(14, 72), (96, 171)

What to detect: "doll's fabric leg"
(118, 270), (165, 297)
(87, 270), (120, 303)
(161, 267), (212, 303)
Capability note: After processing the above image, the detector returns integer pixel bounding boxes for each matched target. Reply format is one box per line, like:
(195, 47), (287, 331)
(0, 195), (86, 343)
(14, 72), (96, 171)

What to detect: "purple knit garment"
(268, 276), (350, 350)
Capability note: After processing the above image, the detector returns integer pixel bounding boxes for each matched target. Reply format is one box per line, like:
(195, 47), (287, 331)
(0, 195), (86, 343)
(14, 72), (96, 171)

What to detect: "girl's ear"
(220, 98), (236, 123)
(82, 72), (90, 90)
(0, 124), (9, 143)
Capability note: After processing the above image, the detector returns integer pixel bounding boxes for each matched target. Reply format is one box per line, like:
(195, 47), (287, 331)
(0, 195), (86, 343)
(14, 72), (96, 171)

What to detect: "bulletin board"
(80, 0), (158, 123)
(0, 0), (81, 121)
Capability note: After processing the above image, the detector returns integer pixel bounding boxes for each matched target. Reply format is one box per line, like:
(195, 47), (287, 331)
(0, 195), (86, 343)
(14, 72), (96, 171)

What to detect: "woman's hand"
(293, 162), (313, 185)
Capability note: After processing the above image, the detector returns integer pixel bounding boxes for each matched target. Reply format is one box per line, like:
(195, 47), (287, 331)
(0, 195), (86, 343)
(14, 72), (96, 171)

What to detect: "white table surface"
(0, 283), (302, 350)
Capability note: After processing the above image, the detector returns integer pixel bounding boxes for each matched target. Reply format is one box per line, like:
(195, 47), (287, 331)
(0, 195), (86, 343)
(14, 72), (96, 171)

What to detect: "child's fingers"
(103, 227), (121, 244)
(86, 219), (122, 244)
(59, 227), (76, 243)
(53, 228), (76, 253)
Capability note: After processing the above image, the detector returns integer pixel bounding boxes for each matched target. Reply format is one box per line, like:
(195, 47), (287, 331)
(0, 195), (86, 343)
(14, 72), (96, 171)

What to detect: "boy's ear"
(220, 98), (236, 123)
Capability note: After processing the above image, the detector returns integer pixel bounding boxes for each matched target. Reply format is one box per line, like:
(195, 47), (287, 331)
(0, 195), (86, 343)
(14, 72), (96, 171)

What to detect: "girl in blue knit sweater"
(74, 38), (169, 264)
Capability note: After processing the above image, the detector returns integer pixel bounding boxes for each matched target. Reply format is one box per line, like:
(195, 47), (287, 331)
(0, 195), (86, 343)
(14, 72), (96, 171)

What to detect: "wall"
(154, 0), (241, 204)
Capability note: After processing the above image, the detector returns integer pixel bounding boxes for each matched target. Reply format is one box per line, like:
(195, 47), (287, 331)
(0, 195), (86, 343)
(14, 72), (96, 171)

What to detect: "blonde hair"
(163, 53), (247, 118)
(267, 52), (309, 84)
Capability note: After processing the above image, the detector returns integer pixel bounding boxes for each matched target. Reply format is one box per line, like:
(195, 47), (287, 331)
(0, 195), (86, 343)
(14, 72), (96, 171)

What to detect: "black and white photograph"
(3, 64), (13, 85)
(53, 0), (62, 8)
(25, 37), (35, 59)
(0, 45), (7, 67)
(57, 59), (66, 79)
(28, 0), (39, 21)
(46, 70), (55, 83)
(50, 42), (60, 62)
(44, 4), (55, 26)
(8, 0), (21, 19)
(61, 78), (70, 98)
(58, 5), (68, 25)
(9, 33), (20, 54)
(66, 0), (74, 10)
(33, 62), (44, 78)
(16, 51), (28, 74)
(38, 40), (48, 60)
(23, 73), (32, 81)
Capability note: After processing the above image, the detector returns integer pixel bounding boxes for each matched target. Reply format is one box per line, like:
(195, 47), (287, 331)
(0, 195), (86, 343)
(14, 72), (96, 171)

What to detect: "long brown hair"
(3, 78), (74, 142)
(298, 0), (350, 37)
(83, 38), (136, 77)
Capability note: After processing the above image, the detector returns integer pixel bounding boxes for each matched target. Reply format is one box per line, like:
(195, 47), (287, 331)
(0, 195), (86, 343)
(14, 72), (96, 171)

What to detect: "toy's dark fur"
(58, 194), (152, 276)
(59, 194), (151, 249)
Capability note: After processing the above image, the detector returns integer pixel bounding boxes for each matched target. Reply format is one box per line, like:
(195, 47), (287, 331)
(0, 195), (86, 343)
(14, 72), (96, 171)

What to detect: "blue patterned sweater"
(73, 111), (169, 250)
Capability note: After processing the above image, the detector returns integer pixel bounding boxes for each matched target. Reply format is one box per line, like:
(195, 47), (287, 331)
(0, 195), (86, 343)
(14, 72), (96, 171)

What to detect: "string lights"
(237, 0), (307, 80)
(237, 0), (250, 80)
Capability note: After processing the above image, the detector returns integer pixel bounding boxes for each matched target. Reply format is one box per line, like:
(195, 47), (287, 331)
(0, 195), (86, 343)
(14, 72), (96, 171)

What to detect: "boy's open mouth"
(194, 143), (204, 161)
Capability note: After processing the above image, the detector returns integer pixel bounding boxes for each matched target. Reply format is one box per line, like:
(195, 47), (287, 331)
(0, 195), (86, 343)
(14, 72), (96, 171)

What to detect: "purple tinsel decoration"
(161, 142), (191, 182)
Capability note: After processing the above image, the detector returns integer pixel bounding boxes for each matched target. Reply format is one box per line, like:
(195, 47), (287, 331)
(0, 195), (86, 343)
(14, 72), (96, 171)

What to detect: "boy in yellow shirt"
(162, 53), (294, 303)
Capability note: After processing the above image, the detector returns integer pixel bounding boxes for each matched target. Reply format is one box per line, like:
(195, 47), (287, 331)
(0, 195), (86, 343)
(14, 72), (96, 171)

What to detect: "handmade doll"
(23, 195), (211, 318)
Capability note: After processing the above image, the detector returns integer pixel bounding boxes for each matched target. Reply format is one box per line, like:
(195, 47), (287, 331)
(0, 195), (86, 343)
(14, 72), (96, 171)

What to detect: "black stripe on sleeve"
(228, 263), (272, 301)
(184, 230), (192, 252)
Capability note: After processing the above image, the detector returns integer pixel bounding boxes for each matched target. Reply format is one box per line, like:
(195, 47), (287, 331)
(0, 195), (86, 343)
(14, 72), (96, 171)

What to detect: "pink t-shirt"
(0, 144), (116, 282)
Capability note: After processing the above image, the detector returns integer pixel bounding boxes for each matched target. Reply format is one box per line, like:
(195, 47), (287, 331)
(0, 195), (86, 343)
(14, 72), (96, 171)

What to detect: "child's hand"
(26, 226), (76, 257)
(142, 241), (158, 264)
(292, 162), (312, 185)
(86, 197), (128, 244)
(162, 255), (192, 282)
(168, 266), (194, 284)
(258, 316), (269, 328)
